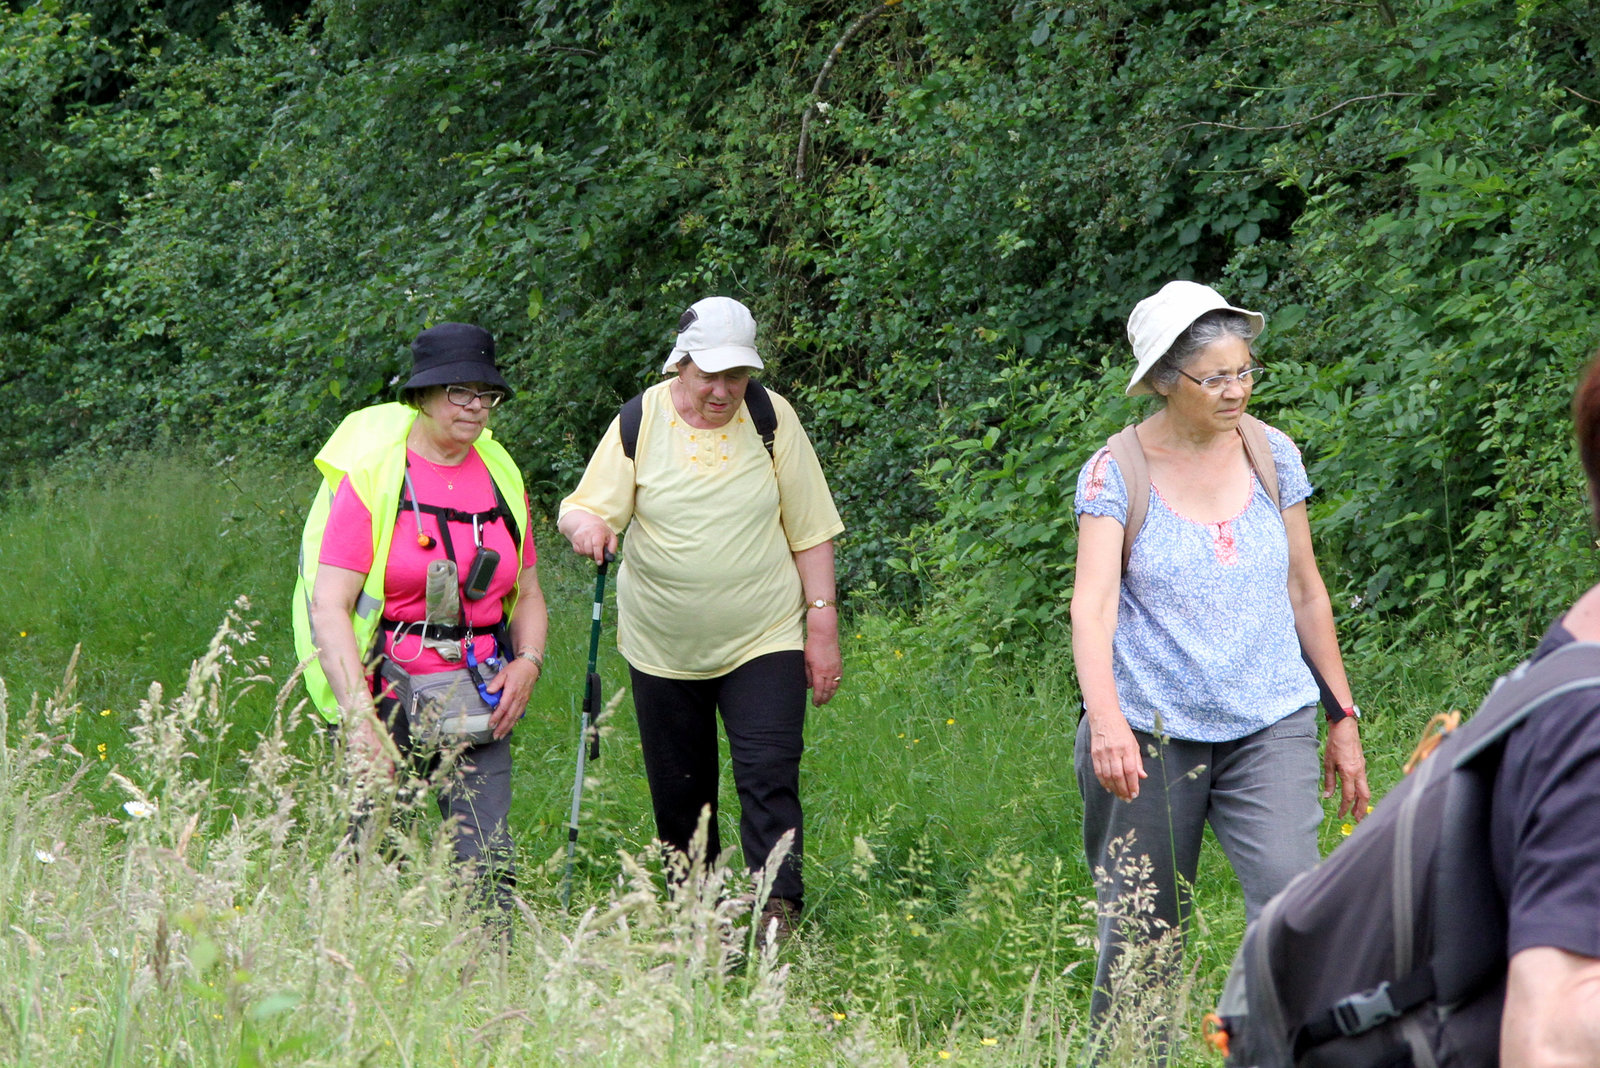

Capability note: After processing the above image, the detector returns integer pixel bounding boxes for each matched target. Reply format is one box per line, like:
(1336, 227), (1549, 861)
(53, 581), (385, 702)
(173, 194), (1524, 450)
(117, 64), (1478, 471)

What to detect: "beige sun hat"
(1124, 281), (1265, 395)
(660, 296), (764, 374)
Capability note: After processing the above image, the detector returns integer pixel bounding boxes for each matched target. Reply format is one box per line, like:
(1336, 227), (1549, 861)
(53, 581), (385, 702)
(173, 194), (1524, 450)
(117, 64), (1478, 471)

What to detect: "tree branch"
(1172, 91), (1428, 133)
(795, 1), (902, 181)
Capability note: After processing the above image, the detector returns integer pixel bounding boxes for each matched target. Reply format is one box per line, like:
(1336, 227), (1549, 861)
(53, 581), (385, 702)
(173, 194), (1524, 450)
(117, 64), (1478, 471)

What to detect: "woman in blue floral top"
(1070, 281), (1370, 1031)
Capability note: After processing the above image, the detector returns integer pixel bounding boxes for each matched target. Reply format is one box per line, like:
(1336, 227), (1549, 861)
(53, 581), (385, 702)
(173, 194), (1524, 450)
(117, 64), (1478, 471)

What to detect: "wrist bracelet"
(516, 650), (544, 670)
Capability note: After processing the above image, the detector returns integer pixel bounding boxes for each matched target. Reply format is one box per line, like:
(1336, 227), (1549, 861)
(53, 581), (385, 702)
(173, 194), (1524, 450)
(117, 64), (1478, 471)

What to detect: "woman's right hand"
(559, 509), (618, 563)
(345, 704), (396, 780)
(1089, 712), (1147, 801)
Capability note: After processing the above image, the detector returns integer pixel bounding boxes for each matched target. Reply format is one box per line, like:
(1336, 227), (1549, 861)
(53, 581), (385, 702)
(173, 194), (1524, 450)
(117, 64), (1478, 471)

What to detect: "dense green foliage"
(5, 0), (1600, 647)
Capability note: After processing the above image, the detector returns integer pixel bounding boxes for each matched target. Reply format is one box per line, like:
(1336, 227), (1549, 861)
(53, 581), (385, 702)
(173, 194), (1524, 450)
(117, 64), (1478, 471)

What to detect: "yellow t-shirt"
(558, 379), (844, 679)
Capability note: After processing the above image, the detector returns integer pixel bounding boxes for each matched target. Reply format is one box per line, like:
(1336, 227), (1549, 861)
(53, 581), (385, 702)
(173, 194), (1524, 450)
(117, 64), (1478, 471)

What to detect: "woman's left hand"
(1322, 716), (1371, 821)
(805, 630), (843, 707)
(486, 657), (541, 739)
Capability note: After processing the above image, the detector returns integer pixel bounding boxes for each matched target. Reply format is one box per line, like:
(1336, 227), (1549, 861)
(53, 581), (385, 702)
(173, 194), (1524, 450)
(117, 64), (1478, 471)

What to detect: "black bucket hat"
(403, 322), (509, 391)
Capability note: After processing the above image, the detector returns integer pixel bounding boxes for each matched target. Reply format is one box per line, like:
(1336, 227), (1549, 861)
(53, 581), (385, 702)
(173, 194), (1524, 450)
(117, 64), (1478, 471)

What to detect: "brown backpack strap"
(1107, 415), (1280, 573)
(1105, 425), (1150, 574)
(1238, 413), (1280, 510)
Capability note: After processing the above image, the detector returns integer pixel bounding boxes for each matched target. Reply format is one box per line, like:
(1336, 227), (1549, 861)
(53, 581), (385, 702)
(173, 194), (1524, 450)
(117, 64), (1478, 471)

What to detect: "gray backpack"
(1210, 640), (1600, 1067)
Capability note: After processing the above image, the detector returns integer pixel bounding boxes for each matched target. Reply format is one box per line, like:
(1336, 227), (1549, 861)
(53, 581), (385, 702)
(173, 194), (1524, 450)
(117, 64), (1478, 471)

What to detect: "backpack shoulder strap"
(1453, 640), (1600, 762)
(619, 391), (645, 462)
(1238, 413), (1280, 510)
(1105, 425), (1149, 574)
(623, 382), (776, 464)
(745, 380), (777, 462)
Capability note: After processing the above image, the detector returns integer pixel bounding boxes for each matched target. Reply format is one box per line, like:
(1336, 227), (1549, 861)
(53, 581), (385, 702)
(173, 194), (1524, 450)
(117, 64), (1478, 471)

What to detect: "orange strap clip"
(1202, 1013), (1230, 1057)
(1403, 710), (1462, 775)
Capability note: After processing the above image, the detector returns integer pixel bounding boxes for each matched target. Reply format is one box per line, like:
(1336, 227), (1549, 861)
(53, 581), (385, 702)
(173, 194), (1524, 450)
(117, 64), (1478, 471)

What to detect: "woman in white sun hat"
(558, 296), (844, 945)
(1069, 280), (1369, 1029)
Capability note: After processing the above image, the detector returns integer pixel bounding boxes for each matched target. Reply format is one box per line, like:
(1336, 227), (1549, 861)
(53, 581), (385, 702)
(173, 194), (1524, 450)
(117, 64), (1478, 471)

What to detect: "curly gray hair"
(1146, 310), (1257, 394)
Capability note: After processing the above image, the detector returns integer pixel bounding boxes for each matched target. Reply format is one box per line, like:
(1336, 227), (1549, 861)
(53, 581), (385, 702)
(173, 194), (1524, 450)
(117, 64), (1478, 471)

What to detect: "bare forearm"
(1069, 601), (1122, 726)
(793, 541), (836, 605)
(509, 581), (548, 661)
(1504, 947), (1600, 1066)
(309, 596), (373, 716)
(1292, 584), (1354, 708)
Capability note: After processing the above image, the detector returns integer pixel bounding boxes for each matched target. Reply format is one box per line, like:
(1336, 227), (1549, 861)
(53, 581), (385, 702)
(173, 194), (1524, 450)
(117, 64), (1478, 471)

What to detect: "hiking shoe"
(757, 899), (799, 952)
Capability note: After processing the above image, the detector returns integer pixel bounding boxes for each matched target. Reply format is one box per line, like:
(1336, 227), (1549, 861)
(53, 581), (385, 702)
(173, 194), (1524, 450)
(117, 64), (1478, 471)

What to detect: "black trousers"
(629, 650), (807, 907)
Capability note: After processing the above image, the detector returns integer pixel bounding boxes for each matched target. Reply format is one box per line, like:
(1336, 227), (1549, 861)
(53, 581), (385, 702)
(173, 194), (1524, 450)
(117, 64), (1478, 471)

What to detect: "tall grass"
(0, 452), (1526, 1065)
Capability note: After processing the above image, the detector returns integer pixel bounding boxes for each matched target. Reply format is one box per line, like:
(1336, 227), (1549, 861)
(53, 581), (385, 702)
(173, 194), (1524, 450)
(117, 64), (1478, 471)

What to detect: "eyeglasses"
(445, 385), (508, 409)
(1177, 366), (1267, 393)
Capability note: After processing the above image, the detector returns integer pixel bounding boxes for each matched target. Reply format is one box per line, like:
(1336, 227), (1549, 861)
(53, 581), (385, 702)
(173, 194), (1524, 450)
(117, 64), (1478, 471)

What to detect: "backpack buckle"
(1331, 983), (1400, 1036)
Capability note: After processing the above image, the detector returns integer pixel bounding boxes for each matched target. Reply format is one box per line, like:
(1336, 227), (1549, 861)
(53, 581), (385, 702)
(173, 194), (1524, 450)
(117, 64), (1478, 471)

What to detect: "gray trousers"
(1074, 706), (1322, 1021)
(384, 697), (516, 922)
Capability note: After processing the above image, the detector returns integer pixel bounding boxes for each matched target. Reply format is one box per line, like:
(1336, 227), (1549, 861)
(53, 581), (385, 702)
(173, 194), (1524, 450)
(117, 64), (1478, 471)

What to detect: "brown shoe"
(757, 899), (798, 951)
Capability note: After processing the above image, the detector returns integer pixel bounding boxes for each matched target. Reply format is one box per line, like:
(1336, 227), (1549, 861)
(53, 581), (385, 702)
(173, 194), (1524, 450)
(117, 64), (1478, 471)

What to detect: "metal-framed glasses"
(445, 385), (508, 409)
(1177, 366), (1267, 393)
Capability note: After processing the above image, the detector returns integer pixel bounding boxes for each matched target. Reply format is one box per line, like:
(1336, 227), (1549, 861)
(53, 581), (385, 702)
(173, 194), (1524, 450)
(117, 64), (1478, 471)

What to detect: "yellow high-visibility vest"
(291, 403), (527, 723)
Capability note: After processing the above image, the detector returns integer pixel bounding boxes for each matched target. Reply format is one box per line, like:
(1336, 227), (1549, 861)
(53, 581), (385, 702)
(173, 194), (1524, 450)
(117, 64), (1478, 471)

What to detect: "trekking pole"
(561, 549), (613, 910)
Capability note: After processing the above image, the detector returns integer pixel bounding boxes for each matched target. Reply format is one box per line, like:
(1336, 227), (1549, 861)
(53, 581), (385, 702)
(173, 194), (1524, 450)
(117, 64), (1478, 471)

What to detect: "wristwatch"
(807, 598), (837, 610)
(1327, 703), (1361, 725)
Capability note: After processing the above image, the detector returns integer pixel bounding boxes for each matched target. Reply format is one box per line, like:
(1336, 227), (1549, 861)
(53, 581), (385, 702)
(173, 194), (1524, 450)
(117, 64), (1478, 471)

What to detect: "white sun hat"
(661, 296), (764, 374)
(1124, 280), (1265, 395)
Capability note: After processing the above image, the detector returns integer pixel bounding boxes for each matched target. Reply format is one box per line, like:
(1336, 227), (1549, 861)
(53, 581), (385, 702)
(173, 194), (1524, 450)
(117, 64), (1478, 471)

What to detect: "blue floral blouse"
(1074, 423), (1321, 742)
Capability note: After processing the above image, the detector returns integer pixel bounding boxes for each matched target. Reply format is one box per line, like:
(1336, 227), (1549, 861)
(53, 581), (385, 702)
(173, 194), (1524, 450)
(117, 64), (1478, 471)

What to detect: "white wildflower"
(35, 849), (56, 864)
(122, 800), (157, 820)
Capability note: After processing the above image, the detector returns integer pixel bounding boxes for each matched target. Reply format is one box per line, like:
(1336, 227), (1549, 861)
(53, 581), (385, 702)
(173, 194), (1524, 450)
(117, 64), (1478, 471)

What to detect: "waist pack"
(379, 658), (501, 748)
(1210, 641), (1600, 1067)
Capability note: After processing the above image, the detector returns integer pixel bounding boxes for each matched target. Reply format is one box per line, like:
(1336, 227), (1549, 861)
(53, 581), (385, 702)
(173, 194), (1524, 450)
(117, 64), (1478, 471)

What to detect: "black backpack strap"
(487, 477), (521, 552)
(396, 463), (521, 567)
(745, 380), (777, 461)
(1294, 966), (1439, 1056)
(619, 391), (645, 462)
(618, 383), (776, 464)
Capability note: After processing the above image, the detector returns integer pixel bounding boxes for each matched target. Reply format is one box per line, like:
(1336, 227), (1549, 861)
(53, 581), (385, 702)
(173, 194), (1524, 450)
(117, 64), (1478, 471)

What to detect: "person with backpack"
(557, 296), (844, 946)
(296, 322), (547, 932)
(1208, 353), (1600, 1066)
(1068, 281), (1369, 1036)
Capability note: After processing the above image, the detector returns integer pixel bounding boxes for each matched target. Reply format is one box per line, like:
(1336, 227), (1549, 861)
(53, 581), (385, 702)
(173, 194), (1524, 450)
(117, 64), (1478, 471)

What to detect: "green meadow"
(0, 452), (1518, 1066)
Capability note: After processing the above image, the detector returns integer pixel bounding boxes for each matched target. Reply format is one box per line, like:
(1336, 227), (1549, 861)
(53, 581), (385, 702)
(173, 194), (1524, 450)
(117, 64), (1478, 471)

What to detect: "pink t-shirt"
(319, 448), (535, 675)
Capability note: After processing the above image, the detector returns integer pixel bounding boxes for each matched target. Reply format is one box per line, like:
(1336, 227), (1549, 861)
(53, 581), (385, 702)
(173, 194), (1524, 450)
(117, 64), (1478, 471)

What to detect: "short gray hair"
(1146, 310), (1257, 393)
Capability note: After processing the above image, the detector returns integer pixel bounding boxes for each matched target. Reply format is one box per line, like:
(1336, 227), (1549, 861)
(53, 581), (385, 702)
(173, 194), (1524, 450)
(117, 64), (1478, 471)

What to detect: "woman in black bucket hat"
(297, 322), (547, 936)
